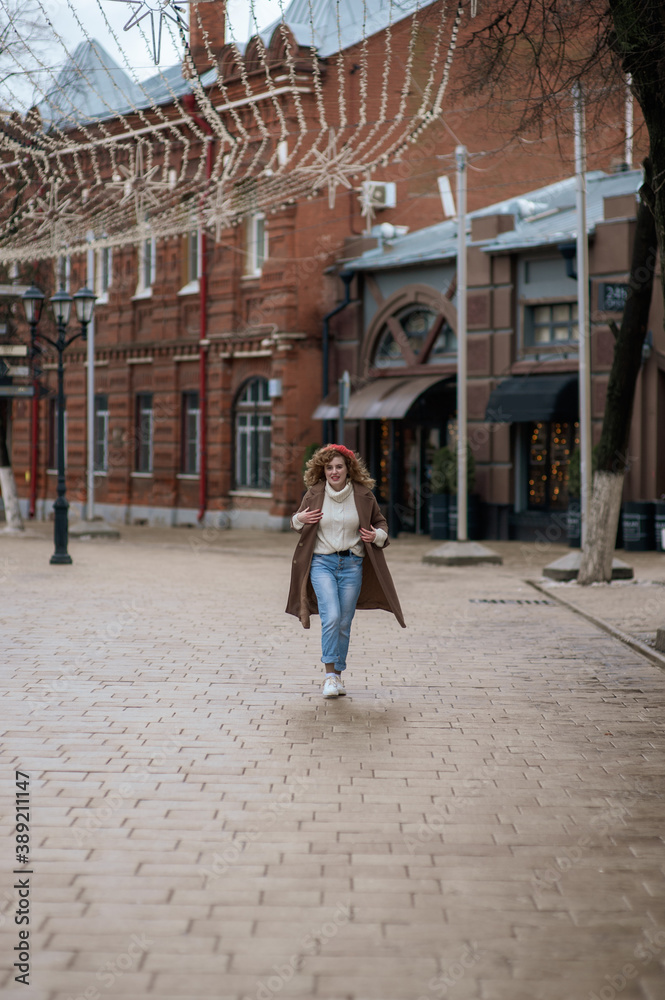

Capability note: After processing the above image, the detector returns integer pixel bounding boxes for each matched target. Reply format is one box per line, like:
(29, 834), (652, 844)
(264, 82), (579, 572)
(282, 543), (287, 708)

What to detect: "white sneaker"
(335, 674), (346, 696)
(322, 675), (339, 698)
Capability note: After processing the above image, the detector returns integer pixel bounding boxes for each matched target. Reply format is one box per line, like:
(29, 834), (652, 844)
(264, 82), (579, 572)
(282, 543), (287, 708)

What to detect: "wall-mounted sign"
(599, 282), (630, 312)
(0, 344), (28, 356)
(0, 385), (34, 397)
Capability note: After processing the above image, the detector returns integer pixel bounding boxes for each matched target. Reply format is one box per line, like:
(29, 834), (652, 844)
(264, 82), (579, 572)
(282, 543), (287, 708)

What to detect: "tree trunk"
(577, 472), (624, 583)
(0, 399), (24, 531)
(577, 164), (656, 584)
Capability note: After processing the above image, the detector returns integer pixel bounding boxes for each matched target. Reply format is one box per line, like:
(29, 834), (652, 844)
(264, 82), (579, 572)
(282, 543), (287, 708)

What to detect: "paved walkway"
(1, 526), (664, 1000)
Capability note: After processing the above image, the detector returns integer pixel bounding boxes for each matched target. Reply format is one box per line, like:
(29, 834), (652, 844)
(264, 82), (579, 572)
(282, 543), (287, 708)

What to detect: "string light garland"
(0, 0), (471, 264)
(25, 178), (82, 254)
(107, 141), (175, 221)
(296, 128), (360, 210)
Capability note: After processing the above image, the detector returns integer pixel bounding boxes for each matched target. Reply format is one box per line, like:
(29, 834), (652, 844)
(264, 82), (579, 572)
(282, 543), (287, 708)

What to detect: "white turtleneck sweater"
(292, 480), (387, 556)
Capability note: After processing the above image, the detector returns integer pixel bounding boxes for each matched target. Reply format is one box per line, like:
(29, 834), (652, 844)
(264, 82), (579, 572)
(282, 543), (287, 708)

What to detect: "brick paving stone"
(1, 532), (665, 998)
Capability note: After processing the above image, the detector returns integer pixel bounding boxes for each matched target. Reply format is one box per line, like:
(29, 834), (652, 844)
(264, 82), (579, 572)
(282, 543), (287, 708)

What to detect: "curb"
(526, 578), (665, 673)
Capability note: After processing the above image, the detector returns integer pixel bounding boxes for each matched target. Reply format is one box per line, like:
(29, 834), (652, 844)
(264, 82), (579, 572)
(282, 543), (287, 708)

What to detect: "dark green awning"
(485, 374), (578, 423)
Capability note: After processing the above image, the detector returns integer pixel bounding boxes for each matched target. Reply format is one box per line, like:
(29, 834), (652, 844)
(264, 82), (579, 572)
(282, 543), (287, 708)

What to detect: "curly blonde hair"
(304, 445), (375, 489)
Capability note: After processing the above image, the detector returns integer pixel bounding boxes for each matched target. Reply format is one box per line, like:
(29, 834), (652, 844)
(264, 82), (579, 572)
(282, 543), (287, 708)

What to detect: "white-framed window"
(94, 393), (109, 473)
(234, 377), (271, 489)
(187, 229), (200, 282)
(181, 390), (200, 475)
(55, 254), (71, 292)
(245, 212), (267, 277)
(179, 227), (201, 295)
(135, 393), (153, 473)
(135, 227), (156, 298)
(95, 246), (113, 303)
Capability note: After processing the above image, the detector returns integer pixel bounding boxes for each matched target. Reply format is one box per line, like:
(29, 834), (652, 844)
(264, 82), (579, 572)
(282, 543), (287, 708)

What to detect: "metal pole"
(337, 370), (350, 445)
(573, 85), (592, 550)
(51, 319), (71, 564)
(456, 145), (468, 542)
(28, 320), (39, 518)
(86, 244), (95, 521)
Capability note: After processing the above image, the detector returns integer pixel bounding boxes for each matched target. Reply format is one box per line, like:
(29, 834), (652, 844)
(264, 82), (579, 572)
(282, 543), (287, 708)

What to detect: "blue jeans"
(309, 553), (364, 672)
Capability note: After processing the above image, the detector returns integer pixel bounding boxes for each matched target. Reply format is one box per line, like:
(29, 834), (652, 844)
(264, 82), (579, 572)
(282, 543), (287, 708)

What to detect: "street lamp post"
(22, 284), (96, 565)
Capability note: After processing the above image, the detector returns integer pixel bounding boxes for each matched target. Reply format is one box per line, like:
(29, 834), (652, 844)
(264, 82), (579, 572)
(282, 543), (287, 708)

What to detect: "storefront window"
(527, 420), (579, 509)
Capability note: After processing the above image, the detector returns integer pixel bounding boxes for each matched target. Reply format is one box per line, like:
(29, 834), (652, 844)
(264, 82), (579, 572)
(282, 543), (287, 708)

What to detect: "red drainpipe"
(183, 95), (213, 522)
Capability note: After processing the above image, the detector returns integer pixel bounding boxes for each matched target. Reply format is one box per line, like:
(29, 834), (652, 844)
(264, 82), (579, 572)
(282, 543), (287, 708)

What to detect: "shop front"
(485, 374), (579, 541)
(315, 280), (459, 535)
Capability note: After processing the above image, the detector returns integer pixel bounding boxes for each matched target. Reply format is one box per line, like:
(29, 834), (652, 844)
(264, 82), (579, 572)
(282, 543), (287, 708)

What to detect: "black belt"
(335, 549), (351, 557)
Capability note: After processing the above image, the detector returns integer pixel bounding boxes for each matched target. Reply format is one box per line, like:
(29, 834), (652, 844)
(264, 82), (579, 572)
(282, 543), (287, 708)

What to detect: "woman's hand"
(297, 506), (323, 525)
(360, 526), (377, 544)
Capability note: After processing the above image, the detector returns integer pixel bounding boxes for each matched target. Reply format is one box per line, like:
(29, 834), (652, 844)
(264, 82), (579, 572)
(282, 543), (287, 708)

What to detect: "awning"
(485, 374), (578, 423)
(312, 384), (340, 421)
(313, 374), (454, 421)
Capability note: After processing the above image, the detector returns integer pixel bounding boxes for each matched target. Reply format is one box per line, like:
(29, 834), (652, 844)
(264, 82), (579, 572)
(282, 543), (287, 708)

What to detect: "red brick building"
(0, 0), (648, 532)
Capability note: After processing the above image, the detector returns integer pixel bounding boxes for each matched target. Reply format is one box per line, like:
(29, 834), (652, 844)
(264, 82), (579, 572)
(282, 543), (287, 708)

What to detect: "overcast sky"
(47, 1), (285, 79)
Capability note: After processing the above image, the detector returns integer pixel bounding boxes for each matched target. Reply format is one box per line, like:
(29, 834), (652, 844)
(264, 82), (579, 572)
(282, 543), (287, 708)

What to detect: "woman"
(286, 444), (406, 698)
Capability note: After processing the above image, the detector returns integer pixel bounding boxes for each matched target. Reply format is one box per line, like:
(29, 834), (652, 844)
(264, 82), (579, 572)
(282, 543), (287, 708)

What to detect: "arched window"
(372, 303), (457, 368)
(234, 377), (271, 489)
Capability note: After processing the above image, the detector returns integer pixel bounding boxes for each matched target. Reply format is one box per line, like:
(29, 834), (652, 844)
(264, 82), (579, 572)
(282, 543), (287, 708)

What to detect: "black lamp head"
(22, 285), (45, 326)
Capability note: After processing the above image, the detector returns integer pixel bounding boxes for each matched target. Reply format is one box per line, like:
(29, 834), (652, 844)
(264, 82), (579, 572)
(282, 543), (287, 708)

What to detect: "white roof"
(260, 0), (437, 58)
(38, 2), (438, 125)
(344, 169), (644, 270)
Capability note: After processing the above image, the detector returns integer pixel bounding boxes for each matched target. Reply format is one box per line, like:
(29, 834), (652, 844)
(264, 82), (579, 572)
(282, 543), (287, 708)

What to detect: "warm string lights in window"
(0, 0), (471, 263)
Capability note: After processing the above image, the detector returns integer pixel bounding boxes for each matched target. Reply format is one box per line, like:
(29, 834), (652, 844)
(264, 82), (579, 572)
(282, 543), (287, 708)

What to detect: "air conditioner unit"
(360, 181), (397, 210)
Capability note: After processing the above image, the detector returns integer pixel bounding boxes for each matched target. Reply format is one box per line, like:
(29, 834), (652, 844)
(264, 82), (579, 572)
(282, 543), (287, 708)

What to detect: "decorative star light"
(205, 183), (235, 242)
(105, 0), (195, 63)
(25, 179), (82, 252)
(298, 129), (363, 210)
(108, 143), (172, 222)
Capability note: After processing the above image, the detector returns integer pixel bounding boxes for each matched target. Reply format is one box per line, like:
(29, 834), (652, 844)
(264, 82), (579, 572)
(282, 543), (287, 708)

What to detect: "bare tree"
(458, 0), (660, 583)
(0, 0), (51, 110)
(578, 163), (656, 583)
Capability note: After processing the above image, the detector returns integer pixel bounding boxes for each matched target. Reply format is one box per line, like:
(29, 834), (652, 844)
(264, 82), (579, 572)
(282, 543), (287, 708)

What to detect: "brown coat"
(285, 480), (406, 629)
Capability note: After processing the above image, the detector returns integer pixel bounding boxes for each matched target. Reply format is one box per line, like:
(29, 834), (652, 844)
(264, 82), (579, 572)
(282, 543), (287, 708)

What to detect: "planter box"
(622, 500), (656, 551)
(655, 500), (665, 552)
(567, 499), (581, 549)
